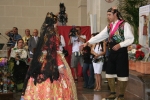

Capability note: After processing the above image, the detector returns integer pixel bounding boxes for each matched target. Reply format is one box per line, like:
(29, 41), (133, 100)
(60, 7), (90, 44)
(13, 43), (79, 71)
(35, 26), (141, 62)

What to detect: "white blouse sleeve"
(60, 35), (66, 47)
(10, 48), (16, 58)
(88, 26), (109, 44)
(119, 22), (134, 48)
(20, 50), (27, 59)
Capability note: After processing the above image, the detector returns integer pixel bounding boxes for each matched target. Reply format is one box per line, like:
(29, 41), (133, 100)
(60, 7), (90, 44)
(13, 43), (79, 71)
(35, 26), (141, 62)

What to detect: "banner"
(139, 5), (150, 47)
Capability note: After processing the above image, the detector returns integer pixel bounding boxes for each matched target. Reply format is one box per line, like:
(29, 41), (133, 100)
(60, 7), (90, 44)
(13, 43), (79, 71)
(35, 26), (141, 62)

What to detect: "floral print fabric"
(23, 52), (77, 100)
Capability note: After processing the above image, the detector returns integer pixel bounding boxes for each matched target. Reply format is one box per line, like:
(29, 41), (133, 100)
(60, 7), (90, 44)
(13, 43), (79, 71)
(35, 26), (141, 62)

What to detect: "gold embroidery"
(57, 52), (78, 100)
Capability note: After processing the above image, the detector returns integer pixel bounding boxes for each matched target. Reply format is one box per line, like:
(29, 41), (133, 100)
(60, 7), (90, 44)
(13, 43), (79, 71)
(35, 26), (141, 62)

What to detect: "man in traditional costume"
(84, 7), (134, 100)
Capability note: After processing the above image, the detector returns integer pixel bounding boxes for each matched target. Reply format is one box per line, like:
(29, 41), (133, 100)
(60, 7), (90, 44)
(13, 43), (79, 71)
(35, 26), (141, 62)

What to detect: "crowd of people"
(2, 3), (134, 100)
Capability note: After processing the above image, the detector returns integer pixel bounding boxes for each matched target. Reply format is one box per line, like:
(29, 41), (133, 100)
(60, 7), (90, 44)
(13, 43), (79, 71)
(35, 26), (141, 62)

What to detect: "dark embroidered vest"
(107, 21), (127, 53)
(107, 21), (125, 43)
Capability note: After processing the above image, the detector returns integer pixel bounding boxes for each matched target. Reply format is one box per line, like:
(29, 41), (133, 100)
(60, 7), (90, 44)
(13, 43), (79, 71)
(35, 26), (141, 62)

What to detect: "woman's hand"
(15, 57), (20, 60)
(94, 53), (99, 59)
(59, 67), (65, 74)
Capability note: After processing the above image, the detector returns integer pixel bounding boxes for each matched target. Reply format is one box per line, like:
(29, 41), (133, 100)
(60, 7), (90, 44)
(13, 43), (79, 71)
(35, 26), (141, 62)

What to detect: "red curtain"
(58, 26), (91, 77)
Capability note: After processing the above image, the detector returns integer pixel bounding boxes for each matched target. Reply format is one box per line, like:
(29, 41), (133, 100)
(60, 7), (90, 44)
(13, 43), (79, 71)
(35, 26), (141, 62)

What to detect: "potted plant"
(128, 44), (150, 74)
(128, 44), (145, 71)
(118, 0), (148, 44)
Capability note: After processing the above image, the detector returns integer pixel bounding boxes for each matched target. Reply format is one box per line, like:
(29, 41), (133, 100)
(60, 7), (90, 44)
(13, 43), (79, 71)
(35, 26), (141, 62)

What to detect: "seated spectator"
(22, 29), (32, 50)
(5, 27), (22, 48)
(5, 27), (22, 58)
(8, 39), (28, 92)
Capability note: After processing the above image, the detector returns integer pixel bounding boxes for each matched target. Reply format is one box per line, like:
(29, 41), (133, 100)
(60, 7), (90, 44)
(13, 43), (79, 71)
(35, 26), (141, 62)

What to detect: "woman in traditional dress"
(21, 12), (77, 100)
(9, 39), (28, 91)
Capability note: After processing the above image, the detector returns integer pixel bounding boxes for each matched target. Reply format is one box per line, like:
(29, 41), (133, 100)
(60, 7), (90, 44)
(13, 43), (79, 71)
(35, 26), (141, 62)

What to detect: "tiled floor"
(77, 77), (142, 100)
(13, 77), (142, 100)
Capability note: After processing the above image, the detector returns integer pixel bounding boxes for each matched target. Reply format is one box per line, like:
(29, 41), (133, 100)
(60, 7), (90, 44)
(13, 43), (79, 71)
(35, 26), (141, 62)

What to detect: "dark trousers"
(83, 63), (94, 88)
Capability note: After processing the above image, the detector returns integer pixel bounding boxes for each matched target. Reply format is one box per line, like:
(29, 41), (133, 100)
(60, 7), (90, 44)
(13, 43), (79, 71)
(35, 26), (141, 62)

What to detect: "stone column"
(87, 0), (118, 32)
(87, 0), (100, 32)
(78, 0), (87, 26)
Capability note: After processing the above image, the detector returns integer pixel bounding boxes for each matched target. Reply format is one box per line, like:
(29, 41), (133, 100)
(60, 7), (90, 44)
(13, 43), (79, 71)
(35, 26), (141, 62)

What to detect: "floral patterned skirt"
(23, 52), (77, 100)
(23, 73), (74, 100)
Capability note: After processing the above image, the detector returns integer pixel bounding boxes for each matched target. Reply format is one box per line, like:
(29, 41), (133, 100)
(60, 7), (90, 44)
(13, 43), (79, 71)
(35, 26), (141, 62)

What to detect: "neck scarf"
(109, 20), (124, 38)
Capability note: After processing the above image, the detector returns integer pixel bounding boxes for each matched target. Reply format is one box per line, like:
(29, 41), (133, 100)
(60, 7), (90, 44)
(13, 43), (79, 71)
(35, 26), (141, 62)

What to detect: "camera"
(92, 58), (100, 63)
(69, 26), (78, 37)
(92, 57), (104, 63)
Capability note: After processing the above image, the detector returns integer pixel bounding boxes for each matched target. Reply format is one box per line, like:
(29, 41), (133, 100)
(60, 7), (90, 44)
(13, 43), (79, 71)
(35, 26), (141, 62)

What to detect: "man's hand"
(76, 32), (79, 37)
(79, 45), (84, 51)
(112, 44), (121, 51)
(83, 42), (89, 47)
(68, 36), (72, 45)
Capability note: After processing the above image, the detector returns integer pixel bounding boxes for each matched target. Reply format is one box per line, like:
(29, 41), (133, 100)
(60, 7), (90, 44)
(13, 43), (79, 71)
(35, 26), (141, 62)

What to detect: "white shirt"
(10, 48), (27, 59)
(71, 35), (86, 52)
(88, 21), (134, 48)
(29, 36), (38, 54)
(59, 35), (66, 51)
(34, 36), (38, 43)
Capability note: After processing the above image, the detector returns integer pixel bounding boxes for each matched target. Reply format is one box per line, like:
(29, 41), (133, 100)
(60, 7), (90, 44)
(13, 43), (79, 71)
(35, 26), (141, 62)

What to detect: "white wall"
(87, 0), (118, 32)
(0, 0), (120, 44)
(0, 0), (79, 43)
